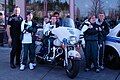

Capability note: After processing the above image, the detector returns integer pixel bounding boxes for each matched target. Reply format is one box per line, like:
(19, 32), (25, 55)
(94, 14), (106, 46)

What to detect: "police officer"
(82, 14), (100, 73)
(6, 6), (23, 69)
(96, 12), (110, 70)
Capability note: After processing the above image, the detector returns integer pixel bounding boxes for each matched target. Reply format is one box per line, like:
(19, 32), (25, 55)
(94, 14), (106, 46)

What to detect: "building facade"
(15, 0), (76, 19)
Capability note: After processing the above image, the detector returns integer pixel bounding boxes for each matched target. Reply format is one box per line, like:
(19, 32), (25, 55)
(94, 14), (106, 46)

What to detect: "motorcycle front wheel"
(66, 59), (80, 79)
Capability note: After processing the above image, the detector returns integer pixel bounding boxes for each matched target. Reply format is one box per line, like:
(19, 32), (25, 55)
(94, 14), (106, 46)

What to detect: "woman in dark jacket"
(81, 15), (100, 73)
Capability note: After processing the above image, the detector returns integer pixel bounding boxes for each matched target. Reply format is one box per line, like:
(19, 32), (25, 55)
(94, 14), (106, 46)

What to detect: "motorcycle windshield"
(51, 27), (81, 42)
(62, 18), (75, 28)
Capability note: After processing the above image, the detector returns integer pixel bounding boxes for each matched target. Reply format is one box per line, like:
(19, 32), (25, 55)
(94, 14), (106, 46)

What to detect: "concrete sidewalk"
(0, 46), (120, 80)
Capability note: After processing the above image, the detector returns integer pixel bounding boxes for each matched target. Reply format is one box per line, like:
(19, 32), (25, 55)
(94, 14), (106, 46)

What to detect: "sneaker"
(95, 69), (100, 73)
(32, 63), (36, 67)
(85, 68), (90, 72)
(29, 63), (34, 70)
(100, 66), (104, 70)
(20, 64), (25, 71)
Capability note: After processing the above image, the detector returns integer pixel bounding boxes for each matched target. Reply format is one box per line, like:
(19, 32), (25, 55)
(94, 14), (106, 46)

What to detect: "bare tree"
(108, 9), (117, 19)
(90, 0), (104, 16)
(8, 0), (14, 12)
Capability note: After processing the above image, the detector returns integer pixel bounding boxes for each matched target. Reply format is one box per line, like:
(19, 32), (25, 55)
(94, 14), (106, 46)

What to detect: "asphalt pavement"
(0, 45), (120, 80)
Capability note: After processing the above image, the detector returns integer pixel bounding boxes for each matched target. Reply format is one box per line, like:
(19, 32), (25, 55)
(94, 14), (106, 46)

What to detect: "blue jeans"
(22, 43), (35, 65)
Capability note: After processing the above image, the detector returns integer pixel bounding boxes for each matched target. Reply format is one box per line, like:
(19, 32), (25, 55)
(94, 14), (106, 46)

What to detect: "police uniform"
(7, 14), (23, 67)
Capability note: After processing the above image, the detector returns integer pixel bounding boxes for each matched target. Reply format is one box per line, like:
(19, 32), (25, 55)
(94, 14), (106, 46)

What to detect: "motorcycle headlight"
(69, 36), (77, 45)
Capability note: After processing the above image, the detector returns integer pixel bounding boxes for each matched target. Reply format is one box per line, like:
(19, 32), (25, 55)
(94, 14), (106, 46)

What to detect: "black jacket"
(84, 23), (99, 41)
(96, 20), (110, 42)
(25, 22), (37, 33)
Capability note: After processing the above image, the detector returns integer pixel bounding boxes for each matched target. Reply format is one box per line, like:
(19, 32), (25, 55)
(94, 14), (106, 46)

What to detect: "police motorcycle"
(36, 18), (81, 79)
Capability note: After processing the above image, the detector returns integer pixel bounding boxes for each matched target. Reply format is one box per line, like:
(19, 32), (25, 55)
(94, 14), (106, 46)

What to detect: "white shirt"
(21, 20), (32, 44)
(43, 23), (56, 35)
(80, 21), (90, 45)
(43, 23), (50, 35)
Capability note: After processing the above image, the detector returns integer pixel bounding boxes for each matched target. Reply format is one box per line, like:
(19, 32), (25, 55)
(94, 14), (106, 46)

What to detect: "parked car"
(104, 23), (120, 69)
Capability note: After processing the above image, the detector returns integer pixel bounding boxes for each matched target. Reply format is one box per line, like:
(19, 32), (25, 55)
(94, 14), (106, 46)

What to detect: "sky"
(39, 0), (119, 16)
(63, 0), (119, 16)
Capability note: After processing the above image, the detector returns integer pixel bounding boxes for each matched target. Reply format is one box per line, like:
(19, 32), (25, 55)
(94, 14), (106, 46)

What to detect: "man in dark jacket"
(96, 12), (110, 70)
(53, 12), (62, 27)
